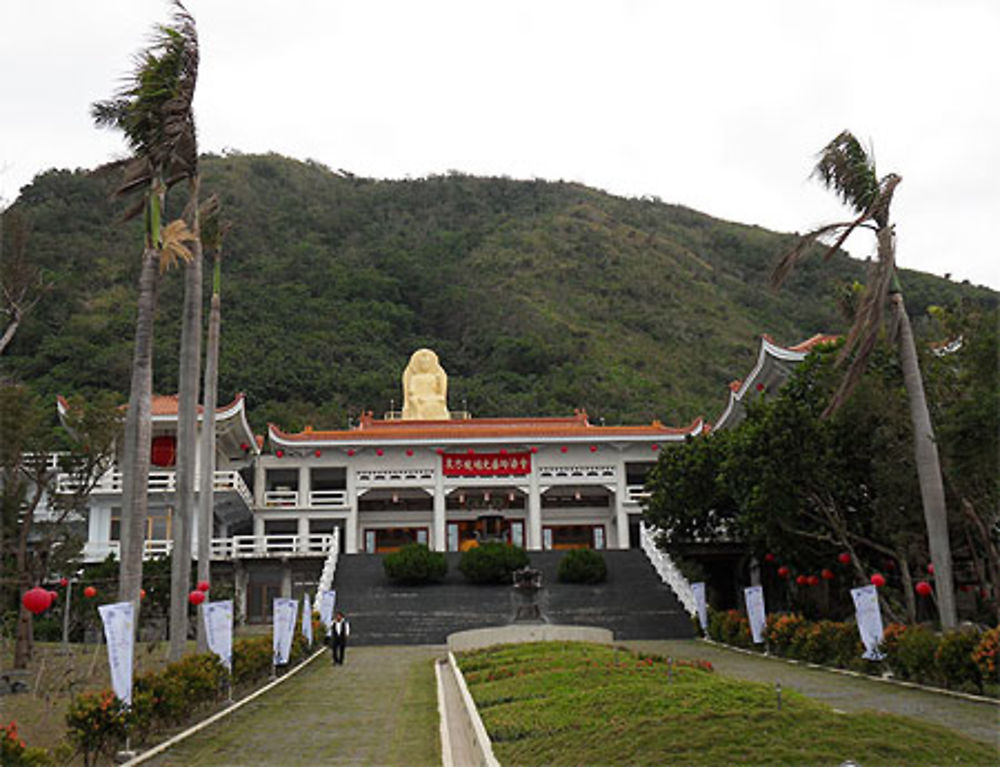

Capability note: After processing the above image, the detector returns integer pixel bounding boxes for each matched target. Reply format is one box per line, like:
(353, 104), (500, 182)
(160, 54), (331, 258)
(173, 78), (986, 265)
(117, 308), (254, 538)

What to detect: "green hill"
(3, 153), (994, 432)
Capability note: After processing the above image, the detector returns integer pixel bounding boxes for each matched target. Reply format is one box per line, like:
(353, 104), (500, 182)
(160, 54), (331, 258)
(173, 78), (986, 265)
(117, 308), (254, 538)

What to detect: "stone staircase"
(333, 550), (694, 646)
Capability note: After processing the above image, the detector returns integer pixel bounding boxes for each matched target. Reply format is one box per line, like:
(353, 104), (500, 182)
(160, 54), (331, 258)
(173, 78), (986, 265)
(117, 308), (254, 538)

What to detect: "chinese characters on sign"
(442, 452), (532, 476)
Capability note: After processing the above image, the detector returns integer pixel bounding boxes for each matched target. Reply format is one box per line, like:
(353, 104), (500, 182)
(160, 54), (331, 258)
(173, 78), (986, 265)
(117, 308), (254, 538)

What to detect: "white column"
(433, 472), (446, 551)
(615, 459), (629, 549)
(297, 515), (310, 553)
(345, 471), (358, 554)
(254, 459), (266, 507)
(253, 515), (265, 538)
(527, 466), (542, 550)
(298, 465), (310, 508)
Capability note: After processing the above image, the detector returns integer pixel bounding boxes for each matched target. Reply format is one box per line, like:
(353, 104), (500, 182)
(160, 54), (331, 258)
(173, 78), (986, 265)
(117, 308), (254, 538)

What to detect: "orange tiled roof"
(270, 411), (703, 443)
(786, 333), (839, 353)
(58, 393), (246, 417)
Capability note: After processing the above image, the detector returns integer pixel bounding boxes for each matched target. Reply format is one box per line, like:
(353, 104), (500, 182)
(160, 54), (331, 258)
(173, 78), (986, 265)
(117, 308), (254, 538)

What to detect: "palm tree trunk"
(118, 243), (160, 617)
(892, 291), (957, 628)
(169, 177), (203, 661)
(196, 283), (220, 652)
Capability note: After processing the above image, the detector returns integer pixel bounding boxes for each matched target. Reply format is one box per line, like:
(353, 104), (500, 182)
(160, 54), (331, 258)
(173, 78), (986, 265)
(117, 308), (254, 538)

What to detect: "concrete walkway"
(624, 639), (1000, 747)
(143, 646), (442, 767)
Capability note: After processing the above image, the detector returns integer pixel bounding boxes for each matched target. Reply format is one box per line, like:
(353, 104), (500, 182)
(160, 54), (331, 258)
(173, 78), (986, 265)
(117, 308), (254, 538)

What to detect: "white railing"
(355, 467), (434, 484)
(308, 489), (348, 508)
(639, 521), (696, 616)
(61, 469), (253, 508)
(83, 534), (335, 563)
(625, 484), (650, 505)
(264, 489), (299, 507)
(317, 528), (341, 594)
(538, 465), (617, 480)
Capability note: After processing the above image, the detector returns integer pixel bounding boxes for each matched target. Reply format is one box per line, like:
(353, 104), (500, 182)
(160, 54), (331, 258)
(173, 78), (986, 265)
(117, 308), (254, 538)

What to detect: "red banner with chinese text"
(442, 452), (531, 476)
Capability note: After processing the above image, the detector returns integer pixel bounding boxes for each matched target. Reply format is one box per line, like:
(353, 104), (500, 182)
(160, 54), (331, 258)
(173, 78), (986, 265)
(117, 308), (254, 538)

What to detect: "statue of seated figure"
(402, 348), (450, 420)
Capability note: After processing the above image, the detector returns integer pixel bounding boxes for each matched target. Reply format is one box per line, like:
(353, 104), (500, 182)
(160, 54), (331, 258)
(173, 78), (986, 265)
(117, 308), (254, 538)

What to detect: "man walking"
(329, 611), (350, 666)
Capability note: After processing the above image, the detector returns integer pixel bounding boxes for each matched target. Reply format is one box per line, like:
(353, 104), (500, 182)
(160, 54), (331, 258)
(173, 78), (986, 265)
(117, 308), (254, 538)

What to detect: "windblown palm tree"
(772, 131), (956, 627)
(91, 1), (199, 622)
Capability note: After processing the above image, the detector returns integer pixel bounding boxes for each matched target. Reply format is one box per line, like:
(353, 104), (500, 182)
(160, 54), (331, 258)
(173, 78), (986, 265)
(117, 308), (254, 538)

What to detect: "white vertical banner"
(691, 581), (708, 633)
(272, 598), (298, 665)
(98, 601), (135, 706)
(743, 585), (767, 644)
(851, 584), (886, 660)
(203, 600), (234, 671)
(318, 589), (336, 631)
(301, 592), (313, 645)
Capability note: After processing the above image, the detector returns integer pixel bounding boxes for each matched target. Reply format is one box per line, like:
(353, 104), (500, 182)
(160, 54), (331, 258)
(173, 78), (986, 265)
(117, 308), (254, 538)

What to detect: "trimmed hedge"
(557, 549), (608, 584)
(383, 543), (447, 584)
(458, 542), (529, 584)
(706, 607), (996, 696)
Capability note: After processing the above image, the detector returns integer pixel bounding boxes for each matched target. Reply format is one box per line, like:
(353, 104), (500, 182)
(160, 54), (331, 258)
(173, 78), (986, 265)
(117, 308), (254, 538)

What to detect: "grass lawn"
(455, 642), (999, 767)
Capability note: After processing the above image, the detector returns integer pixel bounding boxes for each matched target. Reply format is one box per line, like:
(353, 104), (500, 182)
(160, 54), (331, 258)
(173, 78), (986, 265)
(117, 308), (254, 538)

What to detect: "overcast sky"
(2, 0), (997, 289)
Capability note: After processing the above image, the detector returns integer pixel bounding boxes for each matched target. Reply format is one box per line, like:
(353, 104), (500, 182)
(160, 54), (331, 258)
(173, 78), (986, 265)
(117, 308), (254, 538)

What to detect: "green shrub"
(708, 609), (752, 648)
(935, 628), (983, 693)
(458, 542), (529, 584)
(383, 543), (447, 584)
(1, 721), (49, 767)
(766, 613), (806, 655)
(65, 689), (130, 766)
(886, 624), (939, 684)
(972, 626), (999, 684)
(557, 549), (607, 584)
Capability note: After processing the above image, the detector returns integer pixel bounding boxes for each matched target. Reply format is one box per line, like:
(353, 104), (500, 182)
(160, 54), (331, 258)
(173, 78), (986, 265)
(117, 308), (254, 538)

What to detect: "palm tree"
(91, 1), (199, 621)
(772, 130), (957, 627)
(196, 195), (231, 652)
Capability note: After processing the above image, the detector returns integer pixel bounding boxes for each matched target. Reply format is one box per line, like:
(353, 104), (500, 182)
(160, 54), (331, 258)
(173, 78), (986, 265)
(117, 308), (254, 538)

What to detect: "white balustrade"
(538, 465), (617, 480)
(355, 467), (434, 484)
(317, 528), (341, 594)
(308, 489), (348, 508)
(625, 484), (651, 505)
(639, 521), (696, 616)
(264, 489), (299, 507)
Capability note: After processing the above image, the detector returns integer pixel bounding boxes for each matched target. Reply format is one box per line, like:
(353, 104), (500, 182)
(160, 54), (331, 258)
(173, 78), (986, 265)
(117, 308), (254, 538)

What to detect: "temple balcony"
(57, 468), (253, 511)
(81, 533), (336, 563)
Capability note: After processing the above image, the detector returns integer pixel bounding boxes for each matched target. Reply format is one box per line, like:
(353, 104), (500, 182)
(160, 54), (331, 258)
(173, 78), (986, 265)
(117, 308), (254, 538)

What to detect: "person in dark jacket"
(328, 611), (350, 665)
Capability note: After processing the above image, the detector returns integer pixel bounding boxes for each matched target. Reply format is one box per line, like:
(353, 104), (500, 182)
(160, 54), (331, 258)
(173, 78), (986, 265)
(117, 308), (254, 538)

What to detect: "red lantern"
(467, 448), (475, 455)
(435, 448), (444, 455)
(795, 575), (807, 585)
(60, 577), (69, 587)
(406, 449), (414, 457)
(927, 563), (934, 575)
(885, 559), (896, 571)
(821, 568), (834, 581)
(188, 590), (206, 606)
(347, 449), (355, 456)
(807, 575), (820, 587)
(651, 444), (660, 451)
(499, 449), (508, 456)
(777, 566), (789, 578)
(915, 581), (933, 597)
(314, 449), (322, 458)
(197, 580), (210, 592)
(756, 383), (765, 392)
(22, 587), (51, 615)
(530, 446), (538, 454)
(376, 448), (384, 456)
(275, 449), (284, 458)
(764, 553), (776, 563)
(84, 586), (97, 598)
(240, 442), (250, 452)
(838, 552), (851, 565)
(560, 446), (568, 453)
(590, 445), (598, 453)
(870, 573), (886, 588)
(140, 589), (147, 600)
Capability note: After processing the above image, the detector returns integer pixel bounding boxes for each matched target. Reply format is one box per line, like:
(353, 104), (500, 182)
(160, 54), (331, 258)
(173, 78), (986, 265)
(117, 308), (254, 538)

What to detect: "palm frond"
(770, 222), (851, 289)
(813, 131), (880, 216)
(159, 218), (196, 272)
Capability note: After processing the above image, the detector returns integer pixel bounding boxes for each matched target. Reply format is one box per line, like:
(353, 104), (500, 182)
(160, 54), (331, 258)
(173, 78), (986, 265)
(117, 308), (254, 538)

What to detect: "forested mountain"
(2, 153), (994, 432)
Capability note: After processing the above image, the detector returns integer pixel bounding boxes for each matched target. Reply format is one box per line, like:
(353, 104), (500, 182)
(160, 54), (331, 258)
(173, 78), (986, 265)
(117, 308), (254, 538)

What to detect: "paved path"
(143, 646), (442, 767)
(624, 639), (1000, 747)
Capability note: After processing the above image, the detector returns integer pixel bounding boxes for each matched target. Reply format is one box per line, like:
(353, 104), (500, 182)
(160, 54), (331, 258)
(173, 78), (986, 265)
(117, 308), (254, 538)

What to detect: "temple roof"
(269, 409), (704, 449)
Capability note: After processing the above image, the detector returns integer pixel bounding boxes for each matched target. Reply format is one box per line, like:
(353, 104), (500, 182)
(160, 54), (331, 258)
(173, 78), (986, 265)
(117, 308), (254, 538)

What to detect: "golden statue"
(402, 348), (450, 420)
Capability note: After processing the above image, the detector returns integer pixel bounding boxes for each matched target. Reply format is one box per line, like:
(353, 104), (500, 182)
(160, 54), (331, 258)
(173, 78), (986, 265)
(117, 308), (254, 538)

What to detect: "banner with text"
(691, 582), (708, 633)
(442, 451), (531, 476)
(98, 601), (135, 706)
(302, 592), (313, 645)
(203, 600), (234, 671)
(744, 585), (767, 644)
(851, 584), (885, 660)
(319, 590), (336, 631)
(272, 598), (298, 665)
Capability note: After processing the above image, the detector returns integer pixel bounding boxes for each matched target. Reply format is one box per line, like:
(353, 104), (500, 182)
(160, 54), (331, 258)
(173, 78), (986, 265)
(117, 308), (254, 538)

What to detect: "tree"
(0, 386), (119, 667)
(196, 195), (231, 652)
(91, 1), (200, 624)
(772, 131), (957, 627)
(0, 208), (50, 355)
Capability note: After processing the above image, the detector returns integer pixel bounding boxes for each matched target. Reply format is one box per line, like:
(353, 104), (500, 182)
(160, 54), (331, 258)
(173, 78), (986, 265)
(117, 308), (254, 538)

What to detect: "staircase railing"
(316, 527), (341, 594)
(639, 521), (696, 616)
